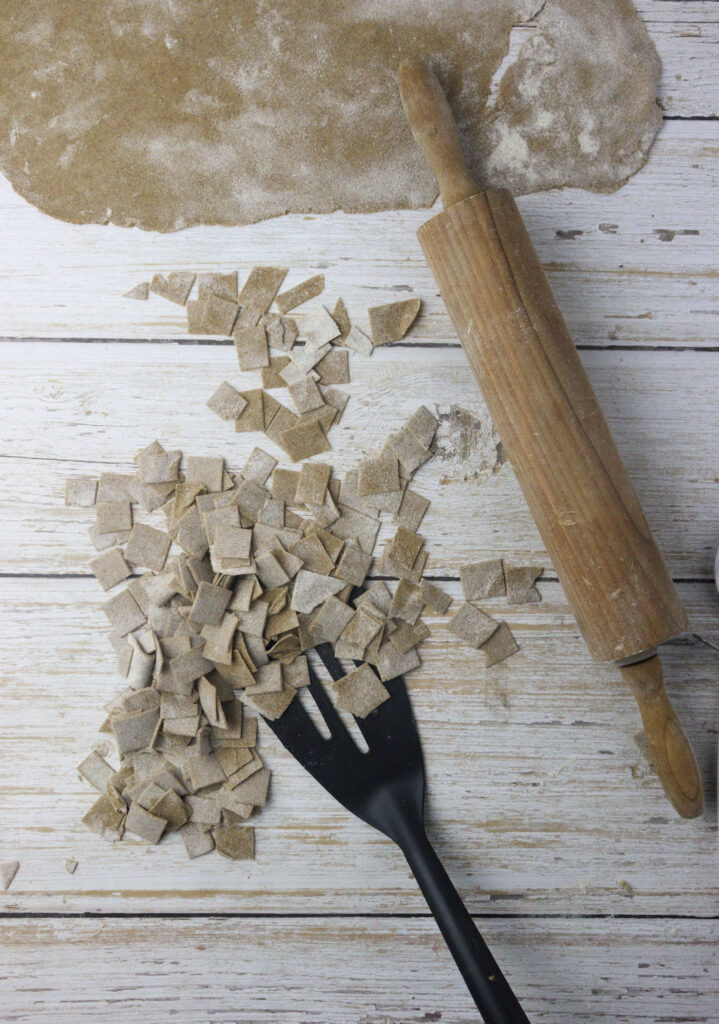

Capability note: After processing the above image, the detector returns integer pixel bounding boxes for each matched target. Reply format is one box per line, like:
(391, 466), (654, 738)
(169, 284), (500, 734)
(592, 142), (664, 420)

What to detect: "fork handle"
(395, 816), (530, 1023)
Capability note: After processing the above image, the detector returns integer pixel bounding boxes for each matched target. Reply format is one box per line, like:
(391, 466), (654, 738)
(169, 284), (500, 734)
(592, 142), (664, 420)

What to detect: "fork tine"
(262, 684), (331, 761)
(263, 701), (359, 794)
(306, 647), (356, 747)
(314, 643), (420, 755)
(313, 643), (346, 682)
(313, 643), (384, 748)
(352, 674), (416, 752)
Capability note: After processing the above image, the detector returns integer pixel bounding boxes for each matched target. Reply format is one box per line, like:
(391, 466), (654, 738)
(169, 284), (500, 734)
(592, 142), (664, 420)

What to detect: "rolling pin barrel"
(399, 58), (703, 818)
(418, 188), (686, 663)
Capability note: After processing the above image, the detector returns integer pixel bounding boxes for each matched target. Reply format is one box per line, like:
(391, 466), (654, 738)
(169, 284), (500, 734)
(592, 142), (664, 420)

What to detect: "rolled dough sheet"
(0, 0), (660, 231)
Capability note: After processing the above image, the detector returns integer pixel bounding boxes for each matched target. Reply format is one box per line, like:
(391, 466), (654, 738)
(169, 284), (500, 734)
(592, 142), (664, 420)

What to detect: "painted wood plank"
(1, 915), (717, 1024)
(0, 575), (716, 915)
(0, 343), (717, 578)
(0, 120), (716, 349)
(638, 0), (719, 117)
(1, 5), (716, 1012)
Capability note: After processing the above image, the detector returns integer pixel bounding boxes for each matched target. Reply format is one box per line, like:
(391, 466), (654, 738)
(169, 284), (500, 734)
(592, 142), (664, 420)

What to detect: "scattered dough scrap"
(96, 500), (132, 533)
(65, 477), (98, 507)
(136, 448), (181, 484)
(102, 588), (146, 635)
(390, 579), (425, 625)
(316, 348), (349, 385)
(333, 663), (390, 718)
(280, 420), (332, 462)
(242, 447), (277, 486)
(420, 579), (452, 615)
(460, 559), (506, 601)
(234, 325), (270, 371)
(82, 794), (125, 842)
(296, 462), (331, 507)
(276, 275), (324, 314)
(190, 582), (233, 626)
(197, 271), (238, 302)
(237, 267), (288, 323)
(289, 376), (324, 415)
(387, 527), (424, 573)
(125, 524), (171, 572)
(186, 299), (204, 334)
(299, 306), (341, 349)
(70, 269), (543, 870)
(235, 389), (266, 433)
(97, 473), (133, 503)
(310, 594), (355, 644)
(89, 547), (131, 591)
(334, 542), (372, 587)
(125, 802), (167, 844)
(481, 622), (520, 666)
(182, 824), (217, 859)
(1, 860), (20, 890)
(150, 272), (196, 306)
(505, 565), (543, 604)
(77, 750), (115, 791)
(291, 570), (346, 613)
(357, 453), (401, 496)
(376, 641), (421, 683)
(448, 603), (499, 648)
(185, 456), (224, 492)
(368, 298), (421, 346)
(262, 356), (291, 388)
(199, 294), (240, 336)
(395, 488), (430, 532)
(214, 824), (255, 860)
(405, 406), (439, 449)
(279, 344), (330, 383)
(343, 324), (373, 356)
(150, 790), (190, 832)
(207, 382), (249, 421)
(123, 282), (149, 301)
(262, 314), (298, 353)
(390, 620), (430, 655)
(331, 298), (351, 342)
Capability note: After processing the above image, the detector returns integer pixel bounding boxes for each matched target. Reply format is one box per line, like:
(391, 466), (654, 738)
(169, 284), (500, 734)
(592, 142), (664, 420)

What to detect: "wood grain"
(1, 576), (716, 915)
(1, 344), (717, 579)
(622, 654), (705, 817)
(0, 121), (716, 350)
(1, 916), (717, 1024)
(399, 58), (480, 205)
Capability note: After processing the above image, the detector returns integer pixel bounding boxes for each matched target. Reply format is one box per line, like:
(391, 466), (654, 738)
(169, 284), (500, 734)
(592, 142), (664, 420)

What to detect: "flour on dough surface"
(0, 1), (660, 229)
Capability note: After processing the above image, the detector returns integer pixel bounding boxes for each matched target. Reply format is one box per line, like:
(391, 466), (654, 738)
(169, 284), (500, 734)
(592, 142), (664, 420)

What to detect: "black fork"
(263, 642), (531, 1023)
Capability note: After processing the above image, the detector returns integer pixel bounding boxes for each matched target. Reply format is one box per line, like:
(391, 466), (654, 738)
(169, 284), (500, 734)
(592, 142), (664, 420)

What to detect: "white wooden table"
(1, 3), (718, 1020)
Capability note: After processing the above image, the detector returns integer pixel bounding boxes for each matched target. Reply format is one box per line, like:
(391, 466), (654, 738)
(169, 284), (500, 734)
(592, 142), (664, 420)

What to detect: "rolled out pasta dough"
(0, 0), (661, 231)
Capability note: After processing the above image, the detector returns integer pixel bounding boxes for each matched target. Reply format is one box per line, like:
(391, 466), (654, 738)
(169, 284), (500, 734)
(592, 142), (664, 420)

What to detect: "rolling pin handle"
(398, 58), (479, 209)
(620, 655), (704, 818)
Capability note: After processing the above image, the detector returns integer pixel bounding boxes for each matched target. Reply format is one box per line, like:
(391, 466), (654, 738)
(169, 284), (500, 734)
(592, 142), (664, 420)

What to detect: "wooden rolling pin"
(398, 58), (703, 819)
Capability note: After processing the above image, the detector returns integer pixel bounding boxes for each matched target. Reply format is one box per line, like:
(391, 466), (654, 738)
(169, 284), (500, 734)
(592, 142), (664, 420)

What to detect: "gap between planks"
(6, 336), (719, 355)
(2, 910), (718, 920)
(0, 573), (714, 590)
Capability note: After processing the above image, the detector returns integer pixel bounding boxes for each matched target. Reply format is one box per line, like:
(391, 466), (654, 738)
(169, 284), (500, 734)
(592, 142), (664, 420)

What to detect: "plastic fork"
(262, 641), (531, 1023)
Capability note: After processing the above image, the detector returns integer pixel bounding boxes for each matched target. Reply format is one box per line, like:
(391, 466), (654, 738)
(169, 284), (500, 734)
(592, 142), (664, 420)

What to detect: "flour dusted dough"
(0, 1), (660, 231)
